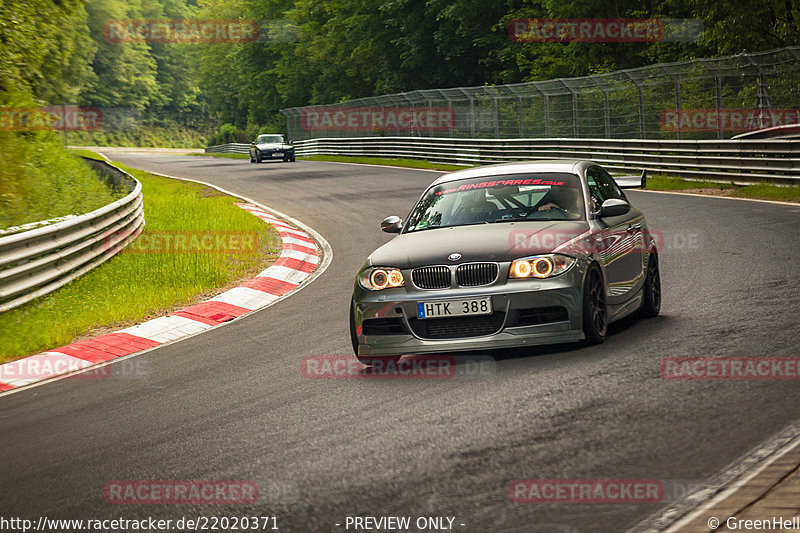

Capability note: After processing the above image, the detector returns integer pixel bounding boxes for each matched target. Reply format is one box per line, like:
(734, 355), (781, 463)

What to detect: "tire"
(349, 299), (359, 356)
(350, 300), (402, 367)
(582, 265), (607, 344)
(639, 250), (661, 318)
(289, 155), (296, 162)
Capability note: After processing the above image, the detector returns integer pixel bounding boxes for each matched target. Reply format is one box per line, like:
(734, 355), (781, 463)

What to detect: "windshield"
(257, 135), (284, 144)
(405, 173), (584, 232)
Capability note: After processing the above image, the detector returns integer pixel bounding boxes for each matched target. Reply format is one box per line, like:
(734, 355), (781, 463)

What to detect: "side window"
(587, 167), (625, 212)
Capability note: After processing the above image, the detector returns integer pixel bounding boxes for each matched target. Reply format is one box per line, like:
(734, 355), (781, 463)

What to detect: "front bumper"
(352, 264), (586, 356)
(263, 149), (293, 158)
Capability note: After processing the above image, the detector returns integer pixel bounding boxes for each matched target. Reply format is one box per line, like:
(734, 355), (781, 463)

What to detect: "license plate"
(417, 297), (492, 319)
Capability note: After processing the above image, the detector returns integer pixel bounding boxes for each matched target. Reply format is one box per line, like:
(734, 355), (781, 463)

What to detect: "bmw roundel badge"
(448, 253), (462, 261)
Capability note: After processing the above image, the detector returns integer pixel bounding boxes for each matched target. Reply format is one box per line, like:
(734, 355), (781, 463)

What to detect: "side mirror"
(380, 216), (402, 233)
(598, 198), (630, 218)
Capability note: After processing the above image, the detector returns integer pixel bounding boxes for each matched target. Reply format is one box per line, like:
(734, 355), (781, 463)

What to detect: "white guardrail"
(205, 137), (800, 185)
(206, 143), (250, 154)
(0, 158), (144, 312)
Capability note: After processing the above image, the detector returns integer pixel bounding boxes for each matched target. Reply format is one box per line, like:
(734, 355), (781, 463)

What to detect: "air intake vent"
(456, 263), (499, 287)
(412, 266), (451, 289)
(408, 313), (505, 339)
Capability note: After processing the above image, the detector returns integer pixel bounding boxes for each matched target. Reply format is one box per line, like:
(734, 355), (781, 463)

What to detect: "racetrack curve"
(1, 155), (799, 532)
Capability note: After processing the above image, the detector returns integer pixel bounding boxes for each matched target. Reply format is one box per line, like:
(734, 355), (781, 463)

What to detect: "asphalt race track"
(2, 155), (800, 532)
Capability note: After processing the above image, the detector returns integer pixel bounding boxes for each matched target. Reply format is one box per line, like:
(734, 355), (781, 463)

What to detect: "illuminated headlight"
(509, 254), (576, 279)
(359, 267), (405, 290)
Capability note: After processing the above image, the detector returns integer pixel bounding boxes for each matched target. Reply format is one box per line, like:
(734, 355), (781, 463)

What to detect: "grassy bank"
(0, 162), (282, 361)
(66, 123), (209, 149)
(0, 132), (122, 229)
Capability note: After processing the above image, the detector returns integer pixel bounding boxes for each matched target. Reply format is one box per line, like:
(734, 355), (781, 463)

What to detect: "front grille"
(412, 266), (451, 289)
(456, 263), (499, 287)
(361, 318), (406, 336)
(515, 306), (569, 327)
(408, 313), (505, 339)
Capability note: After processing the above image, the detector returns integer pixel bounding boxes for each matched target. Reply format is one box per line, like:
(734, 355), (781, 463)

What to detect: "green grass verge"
(0, 132), (122, 229)
(730, 183), (800, 202)
(299, 154), (468, 171)
(645, 174), (734, 191)
(189, 152), (251, 159)
(647, 174), (800, 202)
(69, 149), (107, 161)
(0, 164), (282, 362)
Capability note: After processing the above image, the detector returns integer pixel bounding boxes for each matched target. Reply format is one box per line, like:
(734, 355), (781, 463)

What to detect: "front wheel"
(639, 250), (661, 318)
(350, 300), (402, 367)
(582, 266), (607, 344)
(349, 299), (359, 356)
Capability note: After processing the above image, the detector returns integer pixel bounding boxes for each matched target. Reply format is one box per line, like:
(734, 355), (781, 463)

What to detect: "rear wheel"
(639, 250), (661, 318)
(582, 266), (607, 344)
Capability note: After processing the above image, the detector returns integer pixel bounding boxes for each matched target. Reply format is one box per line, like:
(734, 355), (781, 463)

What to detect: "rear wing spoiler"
(615, 169), (647, 189)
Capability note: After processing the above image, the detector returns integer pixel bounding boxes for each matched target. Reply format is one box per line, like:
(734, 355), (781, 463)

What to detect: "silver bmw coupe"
(350, 160), (660, 365)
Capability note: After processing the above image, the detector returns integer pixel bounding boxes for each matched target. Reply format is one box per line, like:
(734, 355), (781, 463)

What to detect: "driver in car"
(537, 186), (580, 215)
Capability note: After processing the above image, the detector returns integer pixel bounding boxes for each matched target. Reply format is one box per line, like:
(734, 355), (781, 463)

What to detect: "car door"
(586, 166), (646, 306)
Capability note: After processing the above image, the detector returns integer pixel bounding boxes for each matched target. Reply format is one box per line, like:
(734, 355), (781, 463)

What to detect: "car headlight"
(509, 254), (576, 279)
(358, 267), (405, 290)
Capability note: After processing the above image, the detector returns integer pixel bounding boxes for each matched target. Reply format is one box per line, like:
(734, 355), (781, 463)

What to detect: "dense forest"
(1, 0), (799, 145)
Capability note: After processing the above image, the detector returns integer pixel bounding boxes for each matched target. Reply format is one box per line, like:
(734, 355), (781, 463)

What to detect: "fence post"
(493, 97), (500, 138)
(544, 95), (551, 138)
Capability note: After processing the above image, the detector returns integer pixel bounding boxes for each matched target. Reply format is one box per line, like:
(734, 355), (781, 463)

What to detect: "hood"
(256, 142), (290, 150)
(368, 221), (589, 268)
